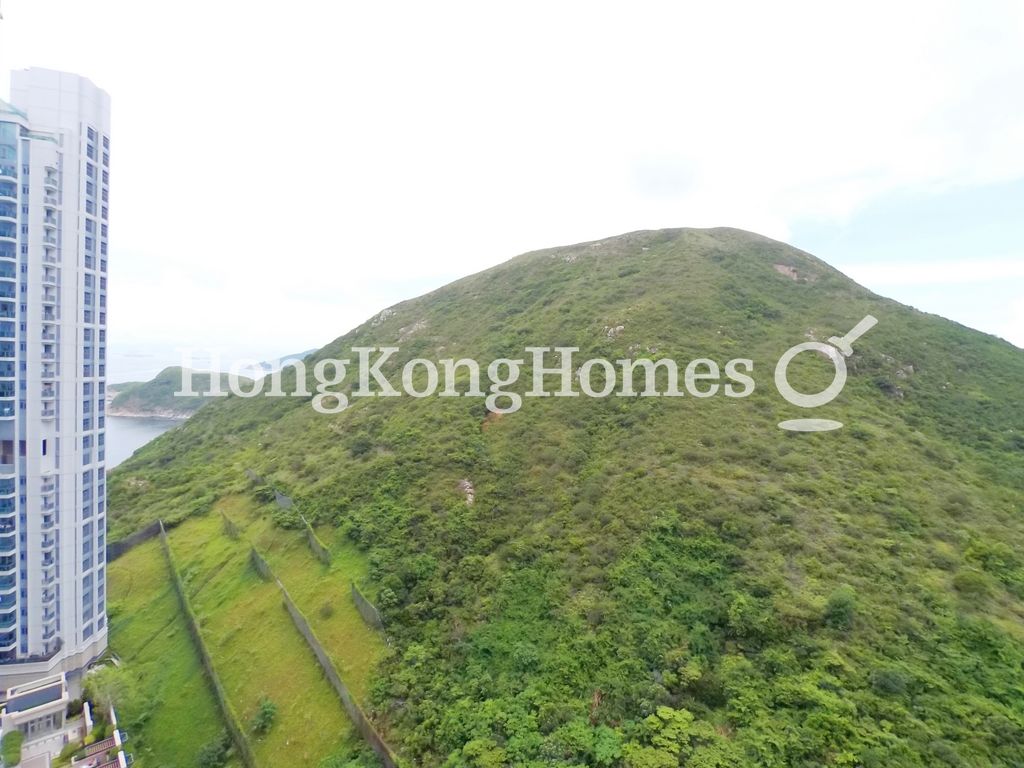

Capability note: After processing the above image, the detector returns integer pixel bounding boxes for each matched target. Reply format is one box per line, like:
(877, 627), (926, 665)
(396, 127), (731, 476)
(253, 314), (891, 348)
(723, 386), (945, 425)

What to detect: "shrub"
(1, 730), (24, 766)
(870, 668), (908, 696)
(953, 569), (992, 598)
(196, 731), (231, 768)
(824, 586), (857, 630)
(319, 601), (335, 619)
(250, 696), (277, 735)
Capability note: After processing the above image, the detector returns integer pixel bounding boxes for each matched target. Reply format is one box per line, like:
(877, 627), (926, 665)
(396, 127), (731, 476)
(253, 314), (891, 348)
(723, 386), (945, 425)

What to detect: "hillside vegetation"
(110, 228), (1024, 767)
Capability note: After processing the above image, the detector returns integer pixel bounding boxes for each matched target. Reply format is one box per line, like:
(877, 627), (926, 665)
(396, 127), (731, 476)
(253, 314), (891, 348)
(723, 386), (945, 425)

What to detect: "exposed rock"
(774, 264), (800, 280)
(399, 319), (428, 341)
(457, 478), (475, 505)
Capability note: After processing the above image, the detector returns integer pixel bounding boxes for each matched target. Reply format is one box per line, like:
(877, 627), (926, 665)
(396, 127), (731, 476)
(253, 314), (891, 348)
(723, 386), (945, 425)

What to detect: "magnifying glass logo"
(775, 315), (877, 432)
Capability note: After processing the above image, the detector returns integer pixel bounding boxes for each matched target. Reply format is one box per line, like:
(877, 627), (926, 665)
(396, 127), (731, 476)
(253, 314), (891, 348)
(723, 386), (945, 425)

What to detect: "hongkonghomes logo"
(177, 315), (877, 433)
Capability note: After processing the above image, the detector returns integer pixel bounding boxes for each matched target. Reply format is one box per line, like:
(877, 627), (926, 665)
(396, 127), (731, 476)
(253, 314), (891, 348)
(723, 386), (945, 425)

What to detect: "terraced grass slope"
(107, 538), (242, 768)
(166, 503), (360, 765)
(111, 228), (1024, 767)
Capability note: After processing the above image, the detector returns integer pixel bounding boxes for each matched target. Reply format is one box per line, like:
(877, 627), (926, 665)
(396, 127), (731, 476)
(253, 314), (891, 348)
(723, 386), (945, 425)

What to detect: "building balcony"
(0, 166), (16, 182)
(0, 575), (15, 593)
(43, 176), (58, 191)
(0, 615), (15, 631)
(41, 536), (56, 552)
(43, 195), (59, 207)
(0, 464), (14, 480)
(41, 292), (57, 305)
(40, 388), (55, 400)
(43, 217), (58, 229)
(41, 590), (56, 605)
(43, 235), (58, 247)
(0, 535), (14, 555)
(41, 408), (56, 420)
(0, 481), (13, 499)
(42, 273), (58, 287)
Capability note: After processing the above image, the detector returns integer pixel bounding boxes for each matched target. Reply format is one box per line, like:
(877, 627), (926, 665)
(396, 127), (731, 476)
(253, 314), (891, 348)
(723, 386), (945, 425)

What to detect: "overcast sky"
(1, 1), (1022, 380)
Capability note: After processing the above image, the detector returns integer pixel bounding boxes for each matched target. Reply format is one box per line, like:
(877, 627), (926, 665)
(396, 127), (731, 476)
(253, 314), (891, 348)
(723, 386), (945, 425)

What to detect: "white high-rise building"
(0, 68), (110, 690)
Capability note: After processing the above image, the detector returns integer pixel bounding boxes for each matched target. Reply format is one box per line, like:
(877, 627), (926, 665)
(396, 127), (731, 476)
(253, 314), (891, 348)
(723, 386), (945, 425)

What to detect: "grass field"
(108, 538), (242, 768)
(224, 494), (387, 703)
(109, 494), (389, 767)
(168, 504), (359, 765)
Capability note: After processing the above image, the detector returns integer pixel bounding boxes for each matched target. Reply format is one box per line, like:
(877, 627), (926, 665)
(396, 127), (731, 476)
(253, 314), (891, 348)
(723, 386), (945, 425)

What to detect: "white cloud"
(842, 259), (1024, 286)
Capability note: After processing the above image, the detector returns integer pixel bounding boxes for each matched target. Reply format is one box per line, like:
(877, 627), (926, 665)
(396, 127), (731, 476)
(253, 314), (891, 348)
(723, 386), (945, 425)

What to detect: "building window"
(87, 127), (96, 142)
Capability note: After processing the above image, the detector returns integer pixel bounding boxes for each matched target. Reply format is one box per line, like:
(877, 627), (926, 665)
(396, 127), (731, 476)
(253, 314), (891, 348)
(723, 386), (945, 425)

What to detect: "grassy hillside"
(109, 367), (249, 417)
(108, 538), (243, 768)
(110, 228), (1024, 767)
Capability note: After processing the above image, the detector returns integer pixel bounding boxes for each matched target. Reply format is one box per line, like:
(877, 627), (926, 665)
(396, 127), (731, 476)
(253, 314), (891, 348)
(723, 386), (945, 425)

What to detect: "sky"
(1, 0), (1021, 382)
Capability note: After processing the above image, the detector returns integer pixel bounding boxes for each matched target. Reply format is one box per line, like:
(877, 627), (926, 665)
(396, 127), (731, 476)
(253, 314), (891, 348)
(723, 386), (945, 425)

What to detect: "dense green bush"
(250, 696), (277, 736)
(1, 730), (24, 766)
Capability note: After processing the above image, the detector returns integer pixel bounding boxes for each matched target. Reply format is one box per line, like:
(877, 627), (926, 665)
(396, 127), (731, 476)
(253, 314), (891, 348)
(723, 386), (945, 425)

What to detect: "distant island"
(108, 366), (250, 418)
(109, 350), (317, 419)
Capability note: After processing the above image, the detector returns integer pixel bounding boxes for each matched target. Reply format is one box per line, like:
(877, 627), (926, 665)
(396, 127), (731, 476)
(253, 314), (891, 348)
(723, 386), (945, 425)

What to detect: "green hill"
(109, 366), (249, 418)
(109, 228), (1024, 767)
